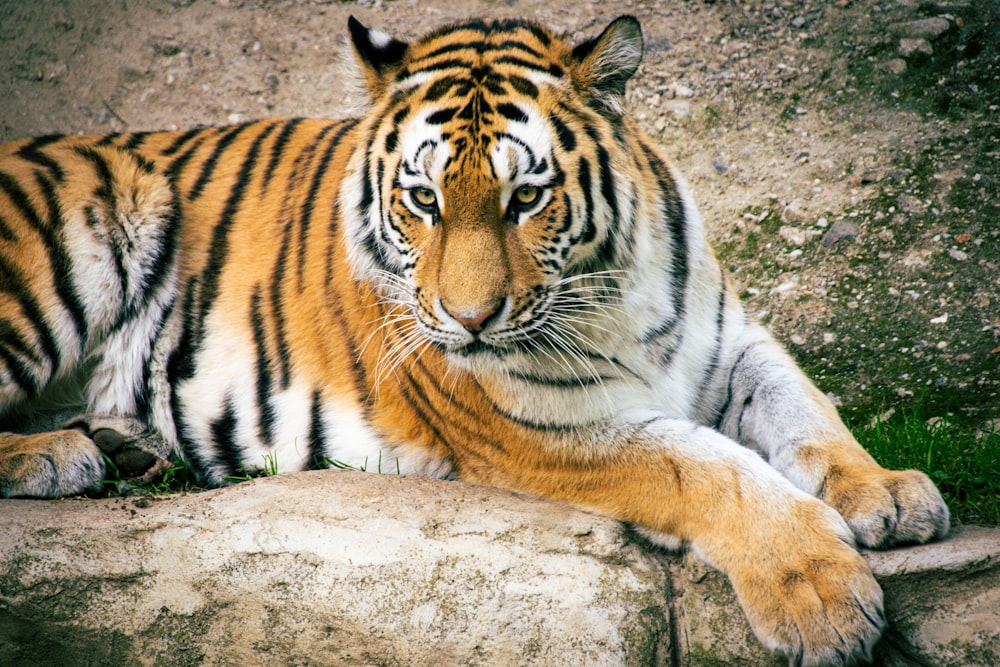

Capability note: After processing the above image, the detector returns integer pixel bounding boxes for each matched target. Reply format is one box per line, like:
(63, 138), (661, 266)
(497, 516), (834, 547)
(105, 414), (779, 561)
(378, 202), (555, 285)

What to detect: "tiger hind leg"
(0, 139), (180, 496)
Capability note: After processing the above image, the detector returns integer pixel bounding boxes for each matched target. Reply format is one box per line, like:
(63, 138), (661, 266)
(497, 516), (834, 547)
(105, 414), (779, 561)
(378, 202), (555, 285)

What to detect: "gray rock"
(1, 472), (997, 666)
(821, 219), (861, 246)
(886, 58), (908, 75)
(900, 37), (934, 57)
(889, 17), (951, 40)
(0, 472), (673, 667)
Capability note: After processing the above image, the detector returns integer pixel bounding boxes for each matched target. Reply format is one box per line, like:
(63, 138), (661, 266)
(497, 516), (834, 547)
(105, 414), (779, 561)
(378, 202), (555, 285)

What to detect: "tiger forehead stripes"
(0, 15), (949, 667)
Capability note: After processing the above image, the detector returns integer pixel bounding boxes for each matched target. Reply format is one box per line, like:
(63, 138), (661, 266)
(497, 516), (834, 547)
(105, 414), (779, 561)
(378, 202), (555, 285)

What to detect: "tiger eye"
(513, 185), (540, 207)
(412, 187), (437, 209)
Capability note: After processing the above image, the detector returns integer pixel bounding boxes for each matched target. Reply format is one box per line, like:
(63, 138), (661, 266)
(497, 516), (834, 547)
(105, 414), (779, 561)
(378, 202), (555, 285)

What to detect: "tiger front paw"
(0, 430), (106, 498)
(821, 462), (949, 549)
(727, 500), (885, 667)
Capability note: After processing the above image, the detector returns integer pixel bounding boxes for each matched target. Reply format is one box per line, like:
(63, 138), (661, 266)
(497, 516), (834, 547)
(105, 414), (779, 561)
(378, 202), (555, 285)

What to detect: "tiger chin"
(0, 15), (948, 667)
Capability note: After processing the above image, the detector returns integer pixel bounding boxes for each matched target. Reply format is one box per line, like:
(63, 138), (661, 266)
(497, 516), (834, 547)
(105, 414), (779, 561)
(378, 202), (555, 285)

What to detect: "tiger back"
(0, 16), (950, 667)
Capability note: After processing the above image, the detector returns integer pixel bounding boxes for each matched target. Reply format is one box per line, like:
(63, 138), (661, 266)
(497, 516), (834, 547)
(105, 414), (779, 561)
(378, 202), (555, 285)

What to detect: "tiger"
(0, 14), (949, 666)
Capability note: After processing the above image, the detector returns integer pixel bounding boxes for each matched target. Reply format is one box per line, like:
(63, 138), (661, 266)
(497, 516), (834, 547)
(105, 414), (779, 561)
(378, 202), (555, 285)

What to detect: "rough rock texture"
(1, 473), (997, 666)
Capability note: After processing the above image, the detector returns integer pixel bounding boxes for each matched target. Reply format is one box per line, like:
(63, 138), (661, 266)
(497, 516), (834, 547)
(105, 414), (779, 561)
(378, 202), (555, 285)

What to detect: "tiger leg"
(487, 419), (884, 667)
(0, 140), (179, 496)
(716, 325), (949, 548)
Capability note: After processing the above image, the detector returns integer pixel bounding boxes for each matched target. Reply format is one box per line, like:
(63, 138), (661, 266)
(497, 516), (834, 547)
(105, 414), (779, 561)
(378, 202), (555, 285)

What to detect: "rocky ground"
(0, 0), (997, 428)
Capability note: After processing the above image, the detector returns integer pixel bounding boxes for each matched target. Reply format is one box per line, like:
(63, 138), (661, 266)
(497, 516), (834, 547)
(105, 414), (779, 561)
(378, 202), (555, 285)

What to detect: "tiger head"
(342, 16), (647, 370)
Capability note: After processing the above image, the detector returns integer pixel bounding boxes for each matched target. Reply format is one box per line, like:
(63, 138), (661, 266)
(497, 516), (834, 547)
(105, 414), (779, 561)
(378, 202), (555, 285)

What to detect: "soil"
(0, 0), (997, 427)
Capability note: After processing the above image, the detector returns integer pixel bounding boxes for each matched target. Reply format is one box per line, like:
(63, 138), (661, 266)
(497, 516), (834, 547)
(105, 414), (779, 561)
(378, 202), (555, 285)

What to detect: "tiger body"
(0, 16), (949, 667)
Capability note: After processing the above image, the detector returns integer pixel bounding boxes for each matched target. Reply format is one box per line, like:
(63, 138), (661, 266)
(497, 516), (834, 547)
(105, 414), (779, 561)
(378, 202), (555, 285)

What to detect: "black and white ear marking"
(347, 16), (409, 94)
(571, 15), (644, 113)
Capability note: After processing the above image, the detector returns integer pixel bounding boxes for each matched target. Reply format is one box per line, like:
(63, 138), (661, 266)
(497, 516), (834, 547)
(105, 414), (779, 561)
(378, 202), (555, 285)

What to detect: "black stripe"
(168, 284), (206, 477)
(403, 366), (506, 452)
(161, 127), (206, 157)
(122, 180), (182, 329)
(358, 152), (374, 217)
(507, 368), (613, 388)
(210, 394), (244, 476)
(95, 133), (122, 147)
(0, 214), (18, 242)
(494, 55), (563, 77)
(167, 281), (200, 383)
(0, 318), (44, 397)
(85, 205), (130, 308)
(407, 58), (471, 75)
(271, 226), (293, 390)
(133, 304), (170, 423)
(307, 389), (328, 469)
(16, 135), (66, 182)
(696, 276), (728, 397)
(595, 145), (618, 224)
(507, 74), (539, 98)
(384, 130), (397, 154)
(165, 133), (210, 178)
(478, 384), (585, 433)
(497, 103), (528, 124)
(297, 122), (353, 290)
(576, 157), (596, 244)
(122, 132), (151, 151)
(712, 341), (764, 432)
(250, 287), (276, 447)
(406, 359), (509, 451)
(192, 122), (275, 344)
(0, 252), (62, 377)
(427, 107), (459, 125)
(188, 122), (253, 201)
(21, 170), (89, 345)
(423, 78), (458, 102)
(551, 115), (576, 152)
(421, 40), (484, 60)
(422, 38), (545, 63)
(0, 343), (39, 397)
(262, 118), (304, 192)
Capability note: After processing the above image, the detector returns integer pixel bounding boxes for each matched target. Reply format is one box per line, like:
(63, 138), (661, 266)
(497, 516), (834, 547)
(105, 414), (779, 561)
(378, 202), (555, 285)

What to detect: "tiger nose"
(443, 300), (503, 333)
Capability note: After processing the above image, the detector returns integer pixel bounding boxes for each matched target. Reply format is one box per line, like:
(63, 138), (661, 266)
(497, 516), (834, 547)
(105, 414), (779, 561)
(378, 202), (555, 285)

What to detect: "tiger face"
(343, 17), (644, 368)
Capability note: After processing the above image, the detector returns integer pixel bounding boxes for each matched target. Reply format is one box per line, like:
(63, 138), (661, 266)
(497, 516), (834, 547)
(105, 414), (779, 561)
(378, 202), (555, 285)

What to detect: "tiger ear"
(571, 15), (643, 114)
(345, 16), (409, 99)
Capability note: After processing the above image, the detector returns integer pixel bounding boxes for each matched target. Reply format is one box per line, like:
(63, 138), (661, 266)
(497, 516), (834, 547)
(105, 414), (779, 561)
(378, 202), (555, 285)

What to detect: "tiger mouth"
(450, 338), (511, 359)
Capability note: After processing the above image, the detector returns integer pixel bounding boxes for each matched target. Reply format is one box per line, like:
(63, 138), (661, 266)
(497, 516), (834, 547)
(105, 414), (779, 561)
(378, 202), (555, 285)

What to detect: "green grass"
(852, 409), (1000, 527)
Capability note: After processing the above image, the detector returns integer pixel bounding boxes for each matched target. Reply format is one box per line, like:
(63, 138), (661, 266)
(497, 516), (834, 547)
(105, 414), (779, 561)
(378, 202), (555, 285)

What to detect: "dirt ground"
(0, 0), (997, 427)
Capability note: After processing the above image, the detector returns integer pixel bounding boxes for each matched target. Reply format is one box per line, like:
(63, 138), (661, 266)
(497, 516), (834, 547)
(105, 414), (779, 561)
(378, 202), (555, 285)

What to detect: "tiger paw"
(727, 500), (885, 667)
(821, 462), (949, 548)
(65, 415), (171, 481)
(0, 430), (106, 498)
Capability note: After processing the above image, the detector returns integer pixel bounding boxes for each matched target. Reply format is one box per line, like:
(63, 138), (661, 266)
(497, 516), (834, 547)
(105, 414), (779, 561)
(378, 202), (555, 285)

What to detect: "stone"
(0, 472), (673, 667)
(1, 472), (998, 666)
(900, 38), (934, 57)
(779, 225), (808, 246)
(889, 17), (951, 40)
(886, 58), (907, 75)
(821, 219), (861, 246)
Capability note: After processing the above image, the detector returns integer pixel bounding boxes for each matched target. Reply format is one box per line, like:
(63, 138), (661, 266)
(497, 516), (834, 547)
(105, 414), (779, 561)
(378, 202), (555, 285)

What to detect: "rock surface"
(1, 472), (997, 666)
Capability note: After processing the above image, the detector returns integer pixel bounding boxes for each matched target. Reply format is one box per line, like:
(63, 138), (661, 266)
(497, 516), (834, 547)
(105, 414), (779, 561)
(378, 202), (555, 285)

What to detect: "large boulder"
(0, 471), (997, 666)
